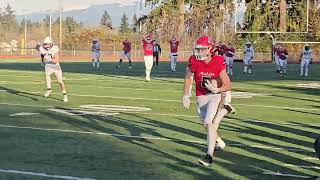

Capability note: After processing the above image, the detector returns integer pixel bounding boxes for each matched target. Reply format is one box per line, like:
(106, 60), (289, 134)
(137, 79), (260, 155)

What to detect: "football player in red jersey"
(166, 31), (186, 72)
(277, 46), (288, 77)
(224, 43), (235, 76)
(215, 41), (226, 56)
(117, 37), (132, 69)
(182, 36), (232, 167)
(142, 33), (159, 81)
(273, 44), (281, 73)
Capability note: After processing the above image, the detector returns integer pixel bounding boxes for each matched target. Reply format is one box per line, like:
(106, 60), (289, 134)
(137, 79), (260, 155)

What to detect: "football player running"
(117, 37), (132, 69)
(243, 41), (254, 74)
(40, 37), (68, 102)
(224, 43), (235, 76)
(183, 36), (232, 166)
(277, 46), (288, 77)
(300, 44), (312, 77)
(92, 38), (100, 69)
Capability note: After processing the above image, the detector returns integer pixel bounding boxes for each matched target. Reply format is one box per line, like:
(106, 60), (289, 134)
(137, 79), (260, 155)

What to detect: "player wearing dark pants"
(153, 42), (161, 66)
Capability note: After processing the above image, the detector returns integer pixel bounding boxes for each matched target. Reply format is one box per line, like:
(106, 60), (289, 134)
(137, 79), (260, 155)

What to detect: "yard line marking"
(0, 103), (52, 108)
(1, 102), (315, 127)
(0, 124), (205, 143)
(303, 157), (319, 160)
(0, 90), (305, 108)
(9, 112), (40, 117)
(0, 169), (96, 180)
(0, 124), (311, 152)
(284, 164), (320, 169)
(227, 143), (306, 152)
(263, 171), (312, 179)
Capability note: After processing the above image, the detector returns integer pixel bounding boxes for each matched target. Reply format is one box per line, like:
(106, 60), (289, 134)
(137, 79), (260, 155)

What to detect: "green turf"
(0, 60), (319, 180)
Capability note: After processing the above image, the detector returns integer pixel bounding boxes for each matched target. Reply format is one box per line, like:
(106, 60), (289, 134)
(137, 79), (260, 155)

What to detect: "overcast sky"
(1, 0), (141, 15)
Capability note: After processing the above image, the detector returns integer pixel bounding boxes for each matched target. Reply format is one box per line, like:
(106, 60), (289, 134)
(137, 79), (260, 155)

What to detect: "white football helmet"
(43, 37), (53, 50)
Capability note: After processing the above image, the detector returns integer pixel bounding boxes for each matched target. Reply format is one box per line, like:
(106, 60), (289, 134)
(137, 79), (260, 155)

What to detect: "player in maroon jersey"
(117, 37), (132, 69)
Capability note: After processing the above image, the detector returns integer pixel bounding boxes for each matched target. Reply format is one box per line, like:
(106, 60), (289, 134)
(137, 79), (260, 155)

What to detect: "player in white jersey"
(300, 44), (312, 77)
(92, 38), (100, 69)
(40, 37), (68, 102)
(243, 42), (254, 74)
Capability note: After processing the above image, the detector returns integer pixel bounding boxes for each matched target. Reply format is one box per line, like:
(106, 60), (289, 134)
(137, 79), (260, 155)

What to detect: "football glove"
(182, 95), (191, 109)
(204, 81), (219, 94)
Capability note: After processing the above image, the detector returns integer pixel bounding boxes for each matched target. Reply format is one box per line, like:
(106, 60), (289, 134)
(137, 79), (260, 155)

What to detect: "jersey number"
(201, 76), (211, 88)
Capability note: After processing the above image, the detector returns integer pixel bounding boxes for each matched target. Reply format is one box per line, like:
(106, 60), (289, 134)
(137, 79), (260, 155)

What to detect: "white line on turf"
(283, 164), (320, 169)
(263, 171), (312, 179)
(0, 90), (318, 111)
(303, 157), (319, 160)
(0, 124), (310, 152)
(0, 169), (96, 180)
(1, 102), (320, 126)
(9, 112), (40, 117)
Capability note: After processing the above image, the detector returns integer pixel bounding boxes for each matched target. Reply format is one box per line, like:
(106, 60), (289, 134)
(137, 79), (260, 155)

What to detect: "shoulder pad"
(50, 45), (60, 54)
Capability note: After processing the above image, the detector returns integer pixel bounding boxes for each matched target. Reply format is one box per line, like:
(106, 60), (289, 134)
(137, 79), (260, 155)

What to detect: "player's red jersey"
(273, 47), (279, 55)
(188, 55), (226, 96)
(123, 41), (131, 53)
(142, 39), (154, 56)
(277, 49), (288, 60)
(170, 40), (180, 53)
(225, 47), (235, 57)
(215, 45), (226, 55)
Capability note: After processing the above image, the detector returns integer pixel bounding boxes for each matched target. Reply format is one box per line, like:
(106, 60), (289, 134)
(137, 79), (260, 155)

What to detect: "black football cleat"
(224, 103), (236, 114)
(198, 154), (213, 167)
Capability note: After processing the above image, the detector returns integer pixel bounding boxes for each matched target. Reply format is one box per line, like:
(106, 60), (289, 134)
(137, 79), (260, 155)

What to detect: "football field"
(0, 60), (319, 180)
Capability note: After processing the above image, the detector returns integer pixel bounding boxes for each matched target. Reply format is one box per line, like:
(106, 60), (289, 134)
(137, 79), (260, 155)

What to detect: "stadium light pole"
(59, 0), (63, 49)
(139, 0), (143, 33)
(49, 9), (52, 37)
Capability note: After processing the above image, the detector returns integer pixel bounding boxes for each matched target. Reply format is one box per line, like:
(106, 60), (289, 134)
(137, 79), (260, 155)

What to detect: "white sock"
(305, 66), (308, 76)
(244, 66), (247, 73)
(97, 62), (100, 68)
(216, 137), (226, 149)
(207, 123), (218, 157)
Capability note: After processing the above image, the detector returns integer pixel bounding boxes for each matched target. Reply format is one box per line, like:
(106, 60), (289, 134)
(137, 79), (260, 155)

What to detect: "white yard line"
(284, 164), (320, 169)
(0, 124), (311, 152)
(0, 102), (319, 121)
(0, 169), (96, 180)
(303, 157), (319, 160)
(1, 89), (317, 110)
(263, 171), (312, 179)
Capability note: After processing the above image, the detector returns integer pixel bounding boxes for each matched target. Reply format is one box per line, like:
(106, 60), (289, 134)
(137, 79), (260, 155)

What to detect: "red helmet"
(194, 36), (214, 60)
(145, 34), (153, 43)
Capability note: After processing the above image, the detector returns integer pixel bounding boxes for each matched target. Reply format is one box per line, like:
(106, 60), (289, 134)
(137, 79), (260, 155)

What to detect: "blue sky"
(2, 0), (140, 15)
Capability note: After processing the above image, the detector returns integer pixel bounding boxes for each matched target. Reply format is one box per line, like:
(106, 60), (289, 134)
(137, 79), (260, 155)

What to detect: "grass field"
(0, 59), (319, 180)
